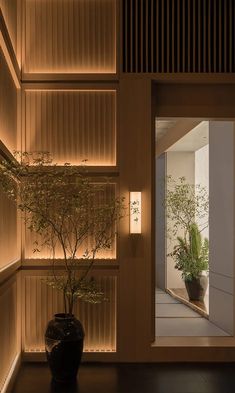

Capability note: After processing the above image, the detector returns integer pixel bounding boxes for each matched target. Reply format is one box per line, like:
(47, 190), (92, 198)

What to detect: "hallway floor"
(155, 289), (229, 337)
(12, 362), (235, 393)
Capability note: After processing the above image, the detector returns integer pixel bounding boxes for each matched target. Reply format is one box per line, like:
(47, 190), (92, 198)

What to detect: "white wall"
(166, 152), (195, 289)
(195, 144), (209, 239)
(195, 144), (209, 296)
(209, 121), (234, 335)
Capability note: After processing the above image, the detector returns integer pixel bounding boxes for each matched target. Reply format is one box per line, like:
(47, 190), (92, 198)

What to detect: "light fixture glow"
(130, 192), (141, 234)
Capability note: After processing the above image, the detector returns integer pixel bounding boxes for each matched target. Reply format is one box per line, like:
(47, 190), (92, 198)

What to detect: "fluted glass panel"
(23, 274), (117, 352)
(25, 90), (116, 166)
(24, 0), (116, 73)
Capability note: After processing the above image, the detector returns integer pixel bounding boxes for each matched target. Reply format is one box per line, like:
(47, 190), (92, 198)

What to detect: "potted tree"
(0, 152), (126, 382)
(165, 176), (209, 301)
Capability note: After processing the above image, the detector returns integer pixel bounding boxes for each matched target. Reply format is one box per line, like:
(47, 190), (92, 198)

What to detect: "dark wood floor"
(12, 362), (235, 393)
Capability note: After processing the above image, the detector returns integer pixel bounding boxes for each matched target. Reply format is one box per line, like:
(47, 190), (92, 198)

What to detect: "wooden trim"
(120, 72), (235, 83)
(0, 260), (21, 286)
(22, 73), (118, 82)
(1, 353), (21, 393)
(21, 259), (119, 270)
(0, 10), (20, 88)
(23, 351), (118, 362)
(0, 140), (17, 162)
(21, 82), (119, 91)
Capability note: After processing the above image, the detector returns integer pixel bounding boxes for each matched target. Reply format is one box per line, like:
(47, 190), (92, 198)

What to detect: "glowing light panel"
(130, 192), (141, 234)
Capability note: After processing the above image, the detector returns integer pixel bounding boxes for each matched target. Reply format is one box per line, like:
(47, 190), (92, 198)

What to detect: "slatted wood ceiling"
(123, 0), (235, 73)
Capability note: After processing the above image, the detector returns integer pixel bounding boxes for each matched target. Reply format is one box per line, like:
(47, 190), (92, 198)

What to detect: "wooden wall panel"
(23, 274), (117, 352)
(0, 0), (18, 56)
(24, 0), (116, 73)
(0, 276), (19, 391)
(123, 0), (235, 73)
(24, 90), (116, 165)
(24, 183), (117, 259)
(0, 48), (18, 153)
(0, 191), (18, 270)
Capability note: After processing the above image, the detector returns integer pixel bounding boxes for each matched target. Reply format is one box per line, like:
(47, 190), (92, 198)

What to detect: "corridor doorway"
(155, 119), (234, 338)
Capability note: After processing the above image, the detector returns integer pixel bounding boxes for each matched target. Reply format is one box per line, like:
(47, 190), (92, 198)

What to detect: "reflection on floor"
(155, 288), (229, 337)
(12, 362), (235, 393)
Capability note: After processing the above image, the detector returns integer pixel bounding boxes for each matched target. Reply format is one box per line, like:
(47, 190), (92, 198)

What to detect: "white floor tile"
(156, 303), (201, 318)
(155, 317), (229, 337)
(156, 293), (180, 304)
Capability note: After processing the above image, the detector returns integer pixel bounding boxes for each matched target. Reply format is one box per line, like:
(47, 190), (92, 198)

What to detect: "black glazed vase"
(185, 275), (208, 301)
(45, 313), (85, 382)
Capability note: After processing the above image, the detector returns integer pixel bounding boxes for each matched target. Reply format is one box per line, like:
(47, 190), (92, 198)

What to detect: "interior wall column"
(118, 78), (154, 361)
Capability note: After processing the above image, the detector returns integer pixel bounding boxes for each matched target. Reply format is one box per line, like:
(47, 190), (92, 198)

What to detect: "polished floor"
(12, 362), (235, 393)
(155, 289), (229, 337)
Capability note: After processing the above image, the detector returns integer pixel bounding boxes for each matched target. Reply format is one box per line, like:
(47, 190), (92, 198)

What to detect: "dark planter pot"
(45, 313), (85, 382)
(185, 275), (208, 301)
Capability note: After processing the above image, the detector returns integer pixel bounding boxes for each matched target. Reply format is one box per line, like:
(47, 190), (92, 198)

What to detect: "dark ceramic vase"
(45, 313), (85, 382)
(185, 275), (208, 301)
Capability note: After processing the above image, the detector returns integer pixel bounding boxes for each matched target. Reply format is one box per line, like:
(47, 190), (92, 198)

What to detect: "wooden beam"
(156, 119), (201, 156)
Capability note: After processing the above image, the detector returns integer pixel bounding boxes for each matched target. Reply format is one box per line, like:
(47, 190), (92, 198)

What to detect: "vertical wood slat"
(23, 274), (117, 352)
(192, 0), (196, 72)
(156, 0), (159, 72)
(122, 0), (234, 73)
(145, 0), (149, 73)
(0, 277), (18, 391)
(224, 0), (227, 73)
(135, 0), (138, 73)
(213, 0), (217, 73)
(187, 0), (190, 72)
(177, 0), (180, 72)
(140, 0), (143, 72)
(124, 0), (128, 72)
(24, 0), (116, 73)
(203, 0), (206, 72)
(171, 0), (175, 73)
(219, 0), (222, 72)
(208, 0), (211, 72)
(161, 0), (164, 72)
(198, 0), (201, 72)
(24, 90), (116, 166)
(182, 0), (185, 72)
(151, 0), (154, 72)
(130, 0), (133, 73)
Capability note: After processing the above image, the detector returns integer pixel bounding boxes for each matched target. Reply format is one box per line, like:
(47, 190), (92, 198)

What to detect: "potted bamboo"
(165, 176), (209, 301)
(169, 223), (209, 300)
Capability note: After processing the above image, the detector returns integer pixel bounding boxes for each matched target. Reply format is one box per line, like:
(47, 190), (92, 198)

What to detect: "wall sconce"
(130, 192), (141, 234)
